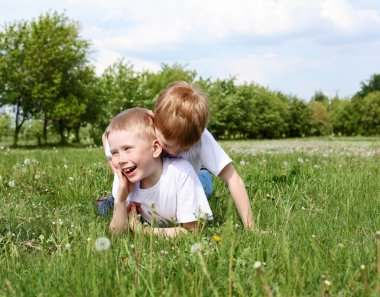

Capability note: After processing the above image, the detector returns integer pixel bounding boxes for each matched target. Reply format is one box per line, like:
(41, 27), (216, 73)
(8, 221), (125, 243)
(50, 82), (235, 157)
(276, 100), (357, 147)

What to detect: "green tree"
(329, 97), (356, 136)
(311, 90), (329, 104)
(98, 59), (140, 122)
(244, 85), (289, 139)
(0, 20), (34, 146)
(0, 113), (12, 140)
(360, 91), (380, 135)
(139, 63), (197, 109)
(308, 101), (332, 136)
(205, 77), (238, 138)
(287, 96), (312, 137)
(355, 73), (380, 98)
(27, 12), (93, 144)
(0, 12), (94, 145)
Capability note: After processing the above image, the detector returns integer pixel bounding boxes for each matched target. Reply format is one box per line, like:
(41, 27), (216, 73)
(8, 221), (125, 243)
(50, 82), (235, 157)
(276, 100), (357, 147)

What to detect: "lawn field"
(0, 138), (379, 296)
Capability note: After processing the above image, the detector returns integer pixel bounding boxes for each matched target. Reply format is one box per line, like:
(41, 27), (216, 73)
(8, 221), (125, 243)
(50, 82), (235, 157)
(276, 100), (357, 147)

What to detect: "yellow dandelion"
(213, 235), (222, 243)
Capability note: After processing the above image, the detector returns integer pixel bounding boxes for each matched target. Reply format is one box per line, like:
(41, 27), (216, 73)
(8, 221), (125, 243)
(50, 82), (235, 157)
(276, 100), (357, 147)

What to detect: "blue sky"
(1, 0), (380, 100)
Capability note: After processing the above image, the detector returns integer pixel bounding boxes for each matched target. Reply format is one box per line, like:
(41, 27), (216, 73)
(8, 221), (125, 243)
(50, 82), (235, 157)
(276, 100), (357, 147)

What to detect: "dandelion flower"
(21, 167), (27, 173)
(253, 261), (262, 270)
(323, 279), (331, 287)
(24, 158), (30, 165)
(360, 264), (365, 270)
(239, 160), (246, 166)
(8, 180), (15, 188)
(95, 236), (111, 251)
(190, 242), (202, 253)
(160, 250), (168, 256)
(213, 235), (222, 243)
(34, 174), (40, 180)
(65, 243), (72, 250)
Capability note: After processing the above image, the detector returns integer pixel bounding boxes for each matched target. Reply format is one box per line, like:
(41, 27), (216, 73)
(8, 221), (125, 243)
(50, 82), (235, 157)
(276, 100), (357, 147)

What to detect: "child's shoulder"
(164, 157), (194, 172)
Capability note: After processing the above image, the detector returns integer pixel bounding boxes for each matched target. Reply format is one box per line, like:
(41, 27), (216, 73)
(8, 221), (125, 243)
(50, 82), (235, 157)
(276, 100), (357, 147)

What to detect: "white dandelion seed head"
(160, 250), (168, 256)
(297, 157), (304, 164)
(8, 180), (15, 188)
(323, 280), (331, 287)
(190, 242), (202, 253)
(95, 236), (111, 251)
(253, 261), (262, 269)
(24, 158), (30, 165)
(65, 243), (72, 250)
(239, 160), (246, 166)
(21, 167), (27, 173)
(360, 264), (365, 270)
(34, 174), (40, 180)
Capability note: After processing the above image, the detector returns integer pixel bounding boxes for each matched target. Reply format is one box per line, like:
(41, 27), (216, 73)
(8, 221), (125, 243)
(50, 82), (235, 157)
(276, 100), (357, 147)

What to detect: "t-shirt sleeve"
(175, 161), (213, 224)
(200, 129), (232, 176)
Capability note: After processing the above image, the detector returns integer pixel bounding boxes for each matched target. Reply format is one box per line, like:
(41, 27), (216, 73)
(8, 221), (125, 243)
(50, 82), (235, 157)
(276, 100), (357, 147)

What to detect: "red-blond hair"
(154, 81), (209, 148)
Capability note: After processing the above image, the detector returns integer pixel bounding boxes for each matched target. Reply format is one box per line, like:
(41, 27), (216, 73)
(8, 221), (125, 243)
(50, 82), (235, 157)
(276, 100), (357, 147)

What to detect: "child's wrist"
(115, 190), (129, 202)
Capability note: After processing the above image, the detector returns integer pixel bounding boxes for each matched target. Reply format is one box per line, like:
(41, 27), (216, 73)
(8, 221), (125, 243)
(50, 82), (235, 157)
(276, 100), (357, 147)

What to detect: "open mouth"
(123, 166), (137, 175)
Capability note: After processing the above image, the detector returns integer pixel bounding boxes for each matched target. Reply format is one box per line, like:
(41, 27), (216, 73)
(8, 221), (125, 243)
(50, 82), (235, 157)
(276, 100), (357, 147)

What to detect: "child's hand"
(115, 168), (135, 202)
(128, 206), (142, 232)
(126, 201), (142, 215)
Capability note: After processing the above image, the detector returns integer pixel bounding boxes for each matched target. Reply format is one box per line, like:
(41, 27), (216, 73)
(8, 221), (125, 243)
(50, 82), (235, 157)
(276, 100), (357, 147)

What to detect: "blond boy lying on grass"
(106, 108), (212, 238)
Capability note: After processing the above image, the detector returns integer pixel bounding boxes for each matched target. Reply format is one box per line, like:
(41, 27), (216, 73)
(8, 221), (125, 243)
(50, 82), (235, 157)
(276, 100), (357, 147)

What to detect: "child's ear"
(152, 139), (162, 158)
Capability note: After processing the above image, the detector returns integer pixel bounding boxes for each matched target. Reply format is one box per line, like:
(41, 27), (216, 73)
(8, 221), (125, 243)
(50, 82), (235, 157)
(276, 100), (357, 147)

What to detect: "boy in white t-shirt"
(100, 81), (254, 229)
(106, 108), (212, 237)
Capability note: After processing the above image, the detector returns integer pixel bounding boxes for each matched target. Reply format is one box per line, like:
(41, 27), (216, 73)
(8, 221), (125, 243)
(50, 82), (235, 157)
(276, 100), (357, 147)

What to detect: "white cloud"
(92, 46), (160, 75)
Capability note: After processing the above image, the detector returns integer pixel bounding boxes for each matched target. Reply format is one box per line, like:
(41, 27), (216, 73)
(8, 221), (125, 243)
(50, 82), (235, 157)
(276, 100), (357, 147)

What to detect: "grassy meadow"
(0, 137), (379, 296)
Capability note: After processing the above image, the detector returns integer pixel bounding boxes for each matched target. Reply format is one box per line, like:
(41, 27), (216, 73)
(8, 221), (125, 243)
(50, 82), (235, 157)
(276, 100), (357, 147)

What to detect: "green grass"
(0, 138), (379, 296)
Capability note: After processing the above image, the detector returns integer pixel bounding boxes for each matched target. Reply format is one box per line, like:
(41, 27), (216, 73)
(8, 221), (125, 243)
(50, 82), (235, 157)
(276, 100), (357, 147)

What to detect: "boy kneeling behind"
(106, 108), (212, 237)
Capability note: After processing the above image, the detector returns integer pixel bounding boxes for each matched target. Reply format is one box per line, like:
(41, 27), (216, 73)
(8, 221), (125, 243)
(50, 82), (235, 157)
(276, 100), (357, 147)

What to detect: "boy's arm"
(128, 209), (198, 238)
(219, 163), (254, 229)
(109, 169), (135, 234)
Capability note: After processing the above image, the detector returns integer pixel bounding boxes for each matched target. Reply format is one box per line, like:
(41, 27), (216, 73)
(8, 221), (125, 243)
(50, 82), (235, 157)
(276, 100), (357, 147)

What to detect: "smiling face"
(108, 129), (162, 188)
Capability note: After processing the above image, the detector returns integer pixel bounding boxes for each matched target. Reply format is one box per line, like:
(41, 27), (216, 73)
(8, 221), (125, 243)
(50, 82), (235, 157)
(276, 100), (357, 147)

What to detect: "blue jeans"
(97, 168), (213, 215)
(199, 168), (213, 199)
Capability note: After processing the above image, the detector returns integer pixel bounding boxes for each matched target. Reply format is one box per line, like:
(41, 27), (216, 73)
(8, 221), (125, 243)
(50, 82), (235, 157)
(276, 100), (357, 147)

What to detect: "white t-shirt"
(105, 129), (232, 197)
(127, 158), (213, 226)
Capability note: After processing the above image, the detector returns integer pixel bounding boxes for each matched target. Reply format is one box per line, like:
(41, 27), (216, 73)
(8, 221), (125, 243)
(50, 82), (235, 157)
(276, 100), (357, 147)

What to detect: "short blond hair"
(154, 81), (209, 148)
(105, 108), (155, 141)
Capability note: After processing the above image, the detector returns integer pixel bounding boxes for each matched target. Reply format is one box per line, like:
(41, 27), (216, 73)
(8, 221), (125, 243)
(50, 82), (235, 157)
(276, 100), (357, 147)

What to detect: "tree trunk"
(73, 126), (80, 143)
(12, 100), (26, 147)
(58, 121), (67, 144)
(43, 113), (48, 145)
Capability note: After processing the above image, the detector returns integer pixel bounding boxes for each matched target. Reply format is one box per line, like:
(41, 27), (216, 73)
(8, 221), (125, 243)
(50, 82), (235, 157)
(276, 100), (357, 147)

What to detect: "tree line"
(1, 12), (379, 146)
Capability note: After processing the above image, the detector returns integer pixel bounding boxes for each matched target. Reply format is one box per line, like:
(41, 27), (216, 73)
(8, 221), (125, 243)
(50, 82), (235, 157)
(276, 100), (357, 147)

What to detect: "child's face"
(155, 128), (184, 157)
(108, 129), (160, 184)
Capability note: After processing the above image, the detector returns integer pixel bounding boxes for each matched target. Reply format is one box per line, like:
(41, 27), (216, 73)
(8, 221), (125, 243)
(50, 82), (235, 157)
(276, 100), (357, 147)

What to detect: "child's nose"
(118, 152), (129, 164)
